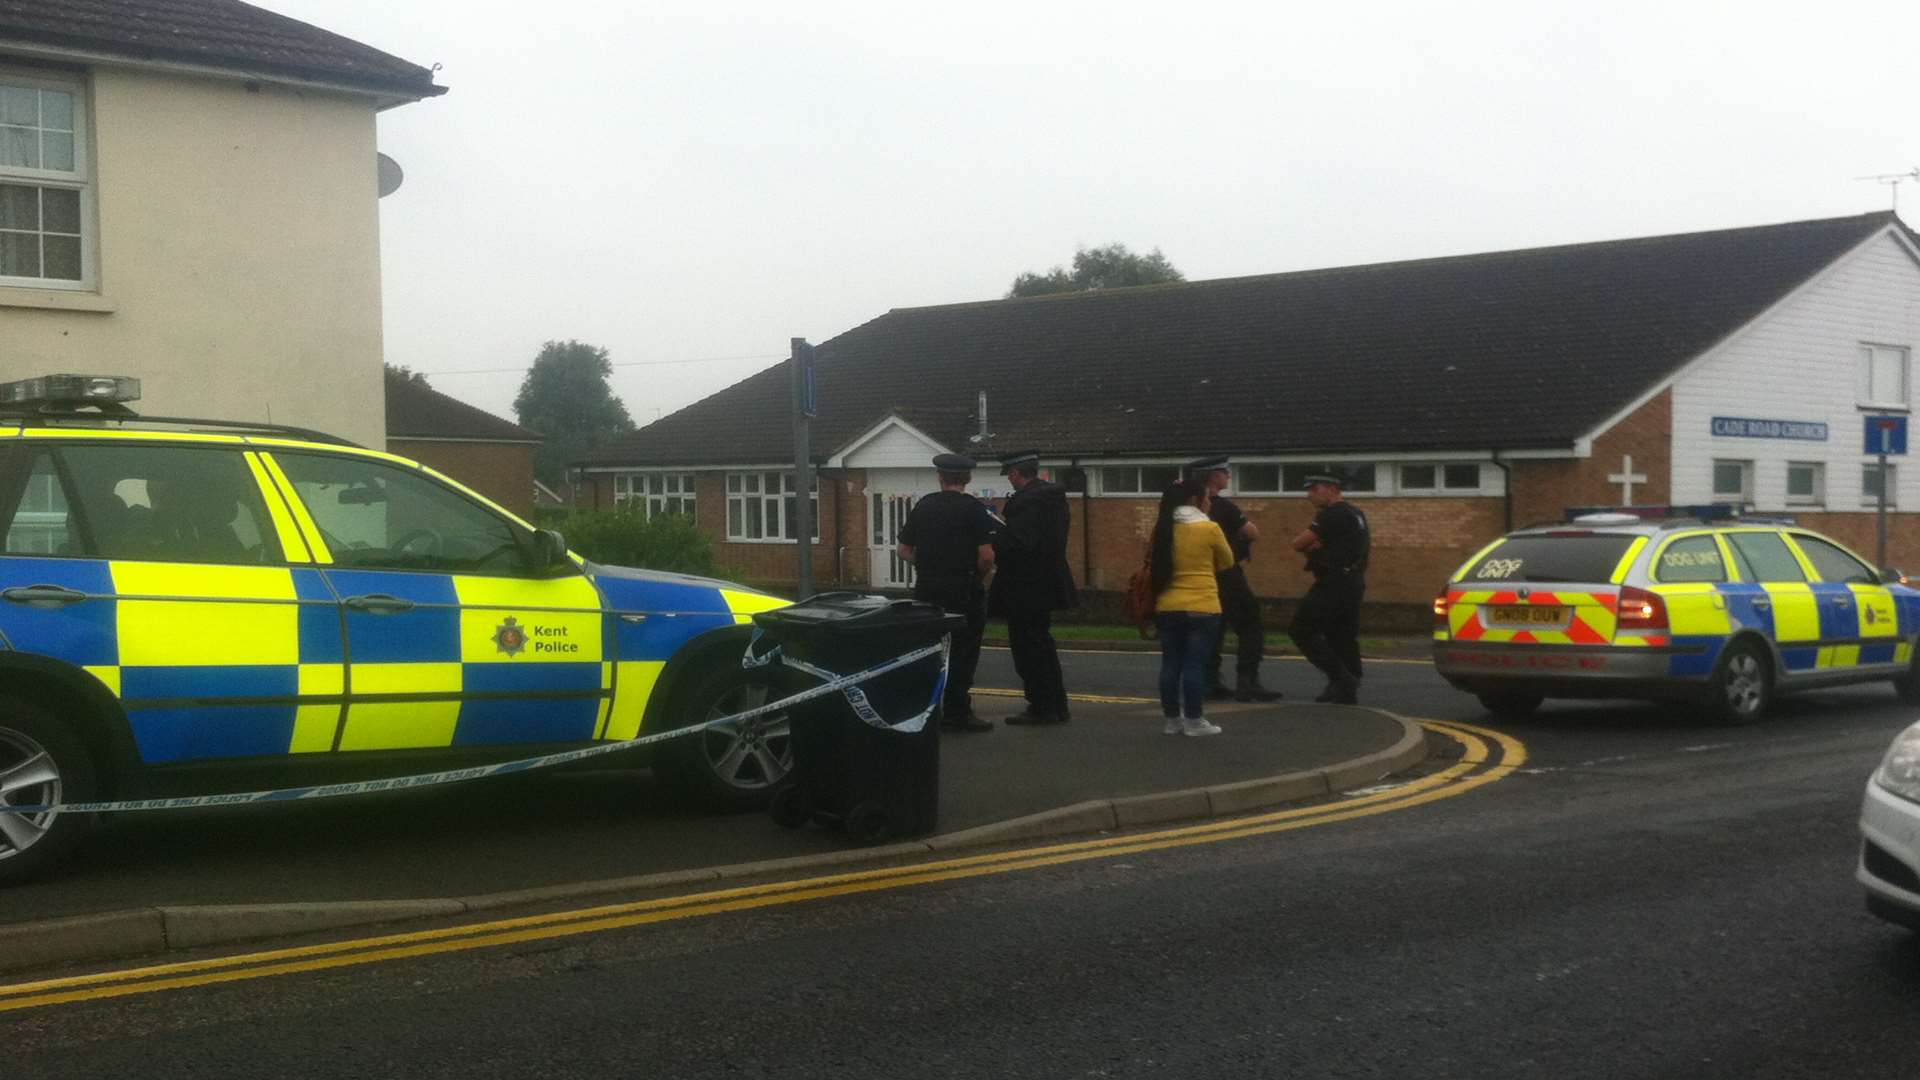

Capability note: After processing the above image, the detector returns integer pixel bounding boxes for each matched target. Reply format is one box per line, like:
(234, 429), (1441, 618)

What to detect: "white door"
(867, 468), (935, 589)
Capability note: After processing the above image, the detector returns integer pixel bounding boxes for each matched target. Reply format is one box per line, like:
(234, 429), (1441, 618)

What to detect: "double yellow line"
(0, 720), (1522, 1015)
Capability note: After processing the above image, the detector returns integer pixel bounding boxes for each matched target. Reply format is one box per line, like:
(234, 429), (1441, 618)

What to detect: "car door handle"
(343, 593), (416, 615)
(1751, 599), (1772, 609)
(1830, 597), (1852, 607)
(1, 584), (89, 608)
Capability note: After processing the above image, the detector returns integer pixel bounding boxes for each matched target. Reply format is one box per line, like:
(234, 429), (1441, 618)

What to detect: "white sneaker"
(1163, 718), (1183, 735)
(1182, 719), (1223, 737)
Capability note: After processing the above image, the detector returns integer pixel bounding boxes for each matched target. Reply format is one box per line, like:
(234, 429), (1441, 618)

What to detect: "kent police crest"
(493, 616), (528, 657)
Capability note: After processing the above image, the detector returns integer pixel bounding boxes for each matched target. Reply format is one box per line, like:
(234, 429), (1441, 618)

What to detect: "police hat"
(1303, 472), (1344, 489)
(1186, 455), (1230, 474)
(932, 453), (976, 471)
(999, 450), (1041, 475)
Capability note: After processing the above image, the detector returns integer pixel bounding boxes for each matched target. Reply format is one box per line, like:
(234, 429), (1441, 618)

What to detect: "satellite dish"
(376, 152), (404, 198)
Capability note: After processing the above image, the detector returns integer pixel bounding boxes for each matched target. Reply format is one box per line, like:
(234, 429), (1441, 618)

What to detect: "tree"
(1006, 243), (1185, 298)
(513, 340), (636, 485)
(384, 363), (432, 389)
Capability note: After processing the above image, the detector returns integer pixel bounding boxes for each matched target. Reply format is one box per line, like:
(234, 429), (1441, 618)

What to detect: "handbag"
(1121, 545), (1157, 637)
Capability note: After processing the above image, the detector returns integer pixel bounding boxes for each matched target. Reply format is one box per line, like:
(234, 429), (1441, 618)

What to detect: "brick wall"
(1510, 388), (1672, 527)
(389, 439), (537, 519)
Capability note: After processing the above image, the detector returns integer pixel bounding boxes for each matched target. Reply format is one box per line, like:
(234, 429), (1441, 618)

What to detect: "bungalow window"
(1098, 465), (1179, 495)
(614, 472), (696, 522)
(1396, 463), (1479, 493)
(0, 73), (87, 288)
(726, 471), (818, 542)
(1280, 464), (1377, 494)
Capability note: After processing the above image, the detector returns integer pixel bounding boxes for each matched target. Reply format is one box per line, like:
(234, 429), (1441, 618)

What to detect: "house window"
(1711, 460), (1752, 504)
(1861, 344), (1910, 409)
(1395, 463), (1476, 494)
(1097, 465), (1179, 495)
(613, 472), (696, 521)
(726, 471), (819, 541)
(1234, 465), (1282, 493)
(1785, 462), (1824, 506)
(1280, 463), (1377, 494)
(1864, 463), (1898, 508)
(0, 73), (86, 288)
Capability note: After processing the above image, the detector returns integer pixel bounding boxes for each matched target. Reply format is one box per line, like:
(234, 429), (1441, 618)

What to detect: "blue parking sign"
(1865, 415), (1908, 455)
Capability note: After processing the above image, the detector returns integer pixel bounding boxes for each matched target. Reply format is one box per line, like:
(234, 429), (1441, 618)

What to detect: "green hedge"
(535, 508), (732, 579)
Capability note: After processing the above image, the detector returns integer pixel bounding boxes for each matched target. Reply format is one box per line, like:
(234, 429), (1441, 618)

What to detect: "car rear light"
(1616, 586), (1668, 630)
(1432, 590), (1450, 628)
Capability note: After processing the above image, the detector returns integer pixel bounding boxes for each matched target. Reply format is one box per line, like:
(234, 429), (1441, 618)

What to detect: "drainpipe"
(1074, 456), (1093, 590)
(832, 471), (845, 586)
(1489, 449), (1513, 532)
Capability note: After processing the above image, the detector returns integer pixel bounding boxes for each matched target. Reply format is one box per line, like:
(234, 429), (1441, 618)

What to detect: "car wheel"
(1894, 646), (1920, 705)
(656, 661), (800, 811)
(1475, 692), (1544, 721)
(0, 694), (97, 886)
(1707, 639), (1773, 725)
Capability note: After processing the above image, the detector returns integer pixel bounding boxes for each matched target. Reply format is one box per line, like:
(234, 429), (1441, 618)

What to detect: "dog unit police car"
(1432, 506), (1920, 723)
(0, 376), (793, 883)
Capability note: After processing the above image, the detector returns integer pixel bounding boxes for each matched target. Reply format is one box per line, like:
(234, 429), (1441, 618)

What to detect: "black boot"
(1205, 677), (1235, 701)
(1234, 671), (1282, 702)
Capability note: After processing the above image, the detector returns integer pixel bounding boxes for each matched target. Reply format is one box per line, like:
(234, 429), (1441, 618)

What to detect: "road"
(8, 646), (1920, 1077)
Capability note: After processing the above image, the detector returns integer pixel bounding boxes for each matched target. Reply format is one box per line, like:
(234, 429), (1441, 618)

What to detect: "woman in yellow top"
(1150, 480), (1236, 736)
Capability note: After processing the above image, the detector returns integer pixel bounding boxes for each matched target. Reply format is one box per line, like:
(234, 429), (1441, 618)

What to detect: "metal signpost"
(790, 338), (817, 600)
(1866, 415), (1908, 568)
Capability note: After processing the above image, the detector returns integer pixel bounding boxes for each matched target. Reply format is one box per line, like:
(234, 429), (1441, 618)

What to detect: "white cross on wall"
(1608, 455), (1647, 506)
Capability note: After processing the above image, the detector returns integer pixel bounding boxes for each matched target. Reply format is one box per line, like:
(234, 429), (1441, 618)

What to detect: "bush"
(538, 508), (729, 579)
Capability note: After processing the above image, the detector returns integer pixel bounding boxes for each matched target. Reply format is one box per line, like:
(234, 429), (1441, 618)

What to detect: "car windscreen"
(1460, 534), (1637, 584)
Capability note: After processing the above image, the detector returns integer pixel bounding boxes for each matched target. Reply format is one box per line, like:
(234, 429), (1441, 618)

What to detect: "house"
(0, 0), (443, 448)
(576, 212), (1920, 623)
(384, 376), (542, 519)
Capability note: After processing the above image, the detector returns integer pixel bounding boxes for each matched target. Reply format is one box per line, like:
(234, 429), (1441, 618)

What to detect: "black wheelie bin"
(753, 593), (962, 844)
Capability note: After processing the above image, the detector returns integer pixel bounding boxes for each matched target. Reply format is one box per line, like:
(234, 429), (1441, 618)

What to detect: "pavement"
(0, 685), (1430, 975)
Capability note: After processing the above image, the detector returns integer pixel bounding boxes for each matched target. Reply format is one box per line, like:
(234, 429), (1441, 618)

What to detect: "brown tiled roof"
(583, 212), (1904, 468)
(0, 0), (443, 99)
(386, 379), (540, 443)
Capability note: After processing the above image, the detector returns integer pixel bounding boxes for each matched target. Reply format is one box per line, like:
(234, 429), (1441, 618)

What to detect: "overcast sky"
(261, 0), (1920, 428)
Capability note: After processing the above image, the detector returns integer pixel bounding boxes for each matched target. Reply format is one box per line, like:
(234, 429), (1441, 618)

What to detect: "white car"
(1860, 720), (1920, 930)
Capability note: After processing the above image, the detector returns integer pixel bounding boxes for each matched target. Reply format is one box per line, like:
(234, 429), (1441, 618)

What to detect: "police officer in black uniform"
(1289, 472), (1370, 705)
(1187, 455), (1282, 703)
(989, 450), (1077, 724)
(895, 453), (999, 733)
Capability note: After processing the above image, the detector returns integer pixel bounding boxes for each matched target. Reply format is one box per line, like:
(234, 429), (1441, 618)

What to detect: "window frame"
(1790, 532), (1879, 585)
(1710, 459), (1753, 504)
(1863, 462), (1899, 508)
(1724, 530), (1807, 584)
(1860, 343), (1911, 411)
(724, 470), (819, 543)
(0, 66), (92, 291)
(1094, 465), (1181, 496)
(612, 471), (697, 522)
(1784, 461), (1824, 507)
(1651, 533), (1729, 585)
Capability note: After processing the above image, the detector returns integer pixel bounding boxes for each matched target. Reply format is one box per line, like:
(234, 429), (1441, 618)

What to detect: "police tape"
(0, 638), (951, 817)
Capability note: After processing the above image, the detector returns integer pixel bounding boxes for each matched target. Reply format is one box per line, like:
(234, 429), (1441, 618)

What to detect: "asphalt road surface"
(9, 645), (1920, 1078)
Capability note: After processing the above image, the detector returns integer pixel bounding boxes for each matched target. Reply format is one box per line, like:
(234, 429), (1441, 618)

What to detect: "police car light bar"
(1564, 504), (1744, 523)
(0, 374), (141, 409)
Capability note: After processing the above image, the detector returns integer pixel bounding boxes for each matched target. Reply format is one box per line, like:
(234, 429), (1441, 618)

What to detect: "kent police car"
(0, 375), (793, 883)
(1432, 506), (1920, 723)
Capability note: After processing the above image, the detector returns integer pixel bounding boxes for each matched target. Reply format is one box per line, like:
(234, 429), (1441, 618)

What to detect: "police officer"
(989, 450), (1077, 724)
(1289, 472), (1370, 705)
(895, 453), (999, 733)
(1187, 455), (1282, 703)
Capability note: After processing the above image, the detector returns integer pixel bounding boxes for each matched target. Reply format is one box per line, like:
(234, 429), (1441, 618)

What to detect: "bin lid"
(752, 592), (961, 631)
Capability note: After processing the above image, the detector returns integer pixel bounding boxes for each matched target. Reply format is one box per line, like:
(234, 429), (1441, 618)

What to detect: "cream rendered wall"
(1669, 230), (1920, 512)
(0, 64), (386, 447)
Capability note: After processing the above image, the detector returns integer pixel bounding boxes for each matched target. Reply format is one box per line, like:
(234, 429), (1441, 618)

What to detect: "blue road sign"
(1865, 415), (1908, 456)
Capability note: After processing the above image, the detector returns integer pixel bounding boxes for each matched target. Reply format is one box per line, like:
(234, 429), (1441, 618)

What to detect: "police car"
(0, 375), (792, 883)
(1432, 506), (1920, 723)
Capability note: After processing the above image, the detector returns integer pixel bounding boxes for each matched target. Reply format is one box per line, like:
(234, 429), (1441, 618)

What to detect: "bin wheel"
(845, 801), (892, 846)
(769, 784), (813, 829)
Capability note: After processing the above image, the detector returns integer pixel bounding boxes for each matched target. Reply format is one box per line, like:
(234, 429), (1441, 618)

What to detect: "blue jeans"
(1156, 612), (1222, 720)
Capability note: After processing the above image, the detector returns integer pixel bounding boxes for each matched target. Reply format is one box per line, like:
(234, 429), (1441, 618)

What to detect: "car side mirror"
(532, 528), (570, 571)
(1882, 566), (1909, 586)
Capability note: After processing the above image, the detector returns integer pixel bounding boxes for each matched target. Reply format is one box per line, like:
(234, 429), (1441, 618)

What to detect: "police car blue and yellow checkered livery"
(0, 382), (791, 883)
(1432, 507), (1920, 723)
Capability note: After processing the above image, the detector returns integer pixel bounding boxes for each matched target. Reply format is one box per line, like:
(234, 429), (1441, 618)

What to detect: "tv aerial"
(1855, 167), (1920, 211)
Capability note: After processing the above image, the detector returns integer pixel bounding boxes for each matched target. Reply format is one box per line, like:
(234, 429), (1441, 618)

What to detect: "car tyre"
(1894, 645), (1920, 705)
(0, 693), (98, 886)
(1475, 692), (1544, 721)
(655, 661), (801, 811)
(1706, 639), (1773, 725)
